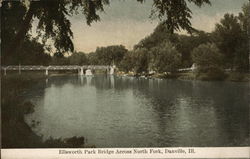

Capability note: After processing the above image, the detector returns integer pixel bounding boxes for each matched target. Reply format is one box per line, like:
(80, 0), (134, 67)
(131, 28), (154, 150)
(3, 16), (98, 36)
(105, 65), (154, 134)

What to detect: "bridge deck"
(1, 65), (111, 71)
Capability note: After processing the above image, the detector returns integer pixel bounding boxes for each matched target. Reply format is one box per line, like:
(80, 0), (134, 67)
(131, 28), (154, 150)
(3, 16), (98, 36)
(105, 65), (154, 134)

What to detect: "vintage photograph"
(1, 0), (249, 152)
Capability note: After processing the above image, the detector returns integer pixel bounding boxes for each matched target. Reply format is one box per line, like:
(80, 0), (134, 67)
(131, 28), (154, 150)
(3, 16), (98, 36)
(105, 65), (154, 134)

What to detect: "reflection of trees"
(182, 81), (249, 146)
(90, 75), (138, 91)
(204, 82), (249, 145)
(45, 75), (87, 88)
(134, 79), (249, 146)
(32, 75), (249, 146)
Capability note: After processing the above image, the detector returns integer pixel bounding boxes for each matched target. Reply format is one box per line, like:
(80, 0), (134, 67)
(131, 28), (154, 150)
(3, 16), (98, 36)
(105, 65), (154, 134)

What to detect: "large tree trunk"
(6, 2), (35, 60)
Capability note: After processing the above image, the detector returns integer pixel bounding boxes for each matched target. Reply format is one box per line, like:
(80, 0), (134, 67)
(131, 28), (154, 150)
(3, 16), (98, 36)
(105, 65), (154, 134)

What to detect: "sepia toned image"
(1, 0), (249, 156)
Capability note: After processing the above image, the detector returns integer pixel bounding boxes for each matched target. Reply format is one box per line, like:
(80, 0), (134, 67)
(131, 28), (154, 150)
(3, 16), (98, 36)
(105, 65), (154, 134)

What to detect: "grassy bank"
(117, 71), (250, 82)
(1, 73), (88, 148)
(177, 72), (250, 82)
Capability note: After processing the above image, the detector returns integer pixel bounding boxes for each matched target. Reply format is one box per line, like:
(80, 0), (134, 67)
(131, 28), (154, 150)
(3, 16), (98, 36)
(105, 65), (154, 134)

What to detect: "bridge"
(1, 65), (114, 75)
(178, 63), (197, 72)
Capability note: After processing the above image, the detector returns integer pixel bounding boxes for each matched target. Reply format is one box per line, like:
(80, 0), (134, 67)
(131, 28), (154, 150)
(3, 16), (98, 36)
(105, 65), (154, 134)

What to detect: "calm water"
(24, 75), (249, 147)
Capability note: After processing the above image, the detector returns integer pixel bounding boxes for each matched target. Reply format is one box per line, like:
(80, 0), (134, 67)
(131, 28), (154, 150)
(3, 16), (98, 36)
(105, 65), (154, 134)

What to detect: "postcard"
(1, 0), (249, 158)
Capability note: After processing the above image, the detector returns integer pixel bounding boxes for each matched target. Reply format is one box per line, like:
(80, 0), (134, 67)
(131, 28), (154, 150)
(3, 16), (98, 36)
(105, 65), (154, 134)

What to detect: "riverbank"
(117, 71), (250, 82)
(1, 73), (89, 148)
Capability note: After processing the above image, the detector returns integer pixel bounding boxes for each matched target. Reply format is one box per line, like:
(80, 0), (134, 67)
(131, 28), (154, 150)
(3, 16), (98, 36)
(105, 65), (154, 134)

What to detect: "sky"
(39, 0), (249, 53)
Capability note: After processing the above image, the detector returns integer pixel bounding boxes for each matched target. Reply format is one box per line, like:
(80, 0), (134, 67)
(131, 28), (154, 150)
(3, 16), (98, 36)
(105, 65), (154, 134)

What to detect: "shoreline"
(2, 70), (250, 82)
(116, 71), (250, 82)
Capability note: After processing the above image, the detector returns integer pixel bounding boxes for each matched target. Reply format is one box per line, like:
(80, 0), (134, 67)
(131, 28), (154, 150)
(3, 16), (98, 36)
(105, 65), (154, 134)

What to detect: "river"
(24, 74), (249, 147)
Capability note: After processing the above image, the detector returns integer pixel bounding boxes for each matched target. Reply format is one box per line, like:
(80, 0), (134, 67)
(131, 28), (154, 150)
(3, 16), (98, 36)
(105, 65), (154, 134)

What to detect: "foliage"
(134, 23), (212, 68)
(20, 38), (51, 65)
(2, 0), (110, 55)
(2, 0), (210, 57)
(134, 23), (178, 50)
(2, 0), (248, 76)
(87, 52), (100, 65)
(2, 36), (52, 65)
(119, 52), (134, 72)
(238, 3), (250, 34)
(69, 52), (88, 65)
(132, 48), (150, 74)
(50, 53), (69, 65)
(233, 42), (249, 71)
(150, 42), (181, 73)
(238, 2), (250, 71)
(212, 13), (248, 71)
(176, 31), (212, 67)
(138, 0), (211, 33)
(191, 43), (224, 73)
(95, 45), (127, 65)
(1, 2), (52, 65)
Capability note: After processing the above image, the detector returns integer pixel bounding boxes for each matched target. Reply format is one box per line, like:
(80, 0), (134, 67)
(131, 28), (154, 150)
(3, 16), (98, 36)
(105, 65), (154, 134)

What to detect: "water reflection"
(25, 75), (249, 147)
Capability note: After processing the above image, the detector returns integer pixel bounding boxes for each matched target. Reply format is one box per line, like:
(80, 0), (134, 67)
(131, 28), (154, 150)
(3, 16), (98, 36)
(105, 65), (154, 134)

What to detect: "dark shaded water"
(25, 75), (249, 147)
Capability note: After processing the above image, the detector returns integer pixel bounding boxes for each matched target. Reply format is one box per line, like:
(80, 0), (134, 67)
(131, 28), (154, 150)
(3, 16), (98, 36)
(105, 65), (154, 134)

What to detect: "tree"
(19, 38), (51, 65)
(138, 0), (211, 33)
(1, 2), (52, 65)
(95, 45), (127, 65)
(3, 0), (110, 56)
(119, 51), (134, 72)
(238, 2), (250, 71)
(134, 23), (211, 68)
(134, 23), (178, 50)
(1, 2), (29, 65)
(69, 52), (88, 65)
(213, 13), (246, 70)
(131, 48), (150, 74)
(191, 43), (224, 74)
(87, 52), (99, 65)
(50, 52), (69, 65)
(176, 31), (211, 67)
(150, 42), (181, 73)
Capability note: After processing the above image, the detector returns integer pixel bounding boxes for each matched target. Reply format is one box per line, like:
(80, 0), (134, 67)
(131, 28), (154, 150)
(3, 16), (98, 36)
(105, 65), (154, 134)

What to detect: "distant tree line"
(48, 45), (127, 66)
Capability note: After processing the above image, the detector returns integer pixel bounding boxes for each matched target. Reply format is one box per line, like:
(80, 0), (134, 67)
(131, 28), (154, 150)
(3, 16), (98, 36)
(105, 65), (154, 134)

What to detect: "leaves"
(146, 0), (210, 33)
(213, 13), (248, 70)
(191, 43), (224, 72)
(95, 45), (127, 65)
(69, 52), (88, 65)
(150, 42), (181, 73)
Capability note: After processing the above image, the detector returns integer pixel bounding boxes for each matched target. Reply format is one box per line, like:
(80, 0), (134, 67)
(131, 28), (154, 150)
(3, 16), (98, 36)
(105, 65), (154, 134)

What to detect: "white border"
(1, 147), (250, 159)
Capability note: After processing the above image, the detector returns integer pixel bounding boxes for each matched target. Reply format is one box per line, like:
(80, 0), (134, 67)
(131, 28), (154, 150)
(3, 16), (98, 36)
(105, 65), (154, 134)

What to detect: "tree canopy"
(134, 22), (212, 68)
(150, 42), (181, 73)
(212, 5), (249, 71)
(139, 0), (211, 33)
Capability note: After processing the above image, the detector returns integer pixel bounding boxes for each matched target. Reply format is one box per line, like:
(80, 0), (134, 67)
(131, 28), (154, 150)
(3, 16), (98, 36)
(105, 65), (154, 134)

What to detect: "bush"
(150, 42), (181, 73)
(192, 43), (225, 80)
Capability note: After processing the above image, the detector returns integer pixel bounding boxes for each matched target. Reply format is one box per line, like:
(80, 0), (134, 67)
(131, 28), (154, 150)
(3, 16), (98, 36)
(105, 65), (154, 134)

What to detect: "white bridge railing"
(1, 65), (114, 75)
(1, 65), (110, 70)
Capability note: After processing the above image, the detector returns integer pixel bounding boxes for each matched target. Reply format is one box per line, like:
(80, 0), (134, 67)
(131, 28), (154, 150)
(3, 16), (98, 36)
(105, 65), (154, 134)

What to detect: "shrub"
(150, 42), (181, 73)
(192, 43), (225, 80)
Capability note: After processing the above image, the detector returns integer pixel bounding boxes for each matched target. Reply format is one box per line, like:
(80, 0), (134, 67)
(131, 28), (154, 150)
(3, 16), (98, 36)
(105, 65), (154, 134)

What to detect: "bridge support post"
(110, 65), (115, 75)
(79, 67), (84, 75)
(19, 64), (21, 74)
(4, 68), (6, 76)
(45, 69), (49, 76)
